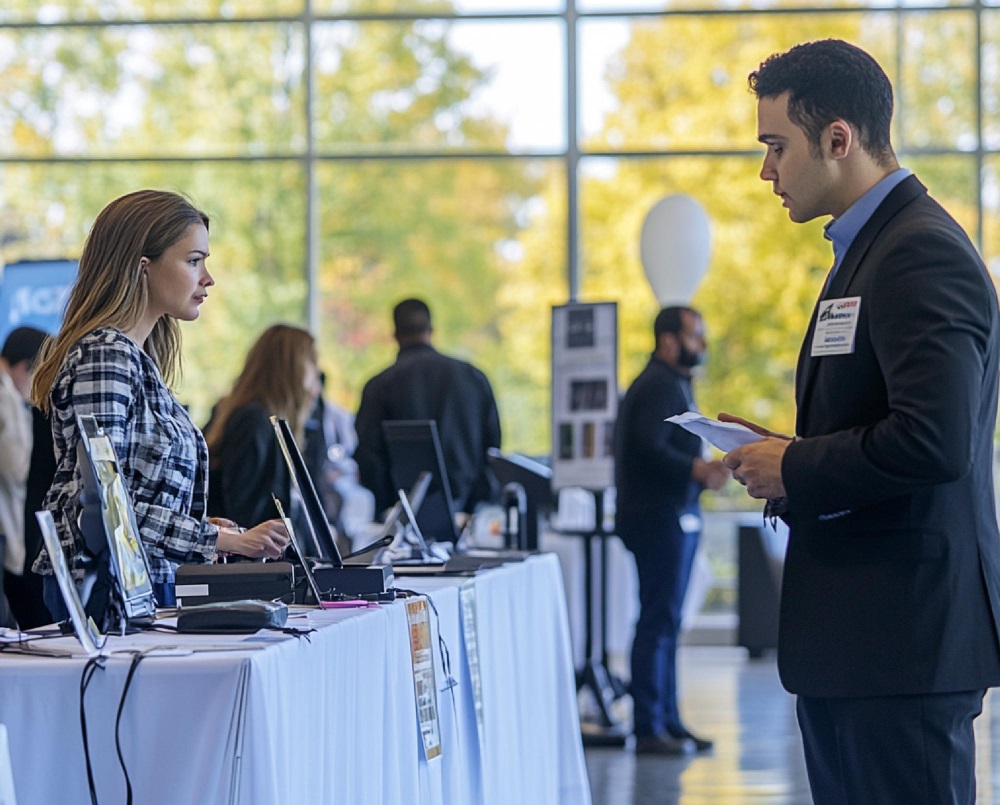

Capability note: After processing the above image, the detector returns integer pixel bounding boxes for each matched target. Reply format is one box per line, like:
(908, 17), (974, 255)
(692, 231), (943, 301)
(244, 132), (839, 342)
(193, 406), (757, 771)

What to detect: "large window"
(1, 1), (997, 462)
(3, 0), (998, 620)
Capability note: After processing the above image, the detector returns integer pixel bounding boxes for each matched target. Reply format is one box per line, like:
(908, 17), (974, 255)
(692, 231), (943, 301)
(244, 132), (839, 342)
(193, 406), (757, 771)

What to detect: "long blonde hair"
(205, 324), (318, 460)
(31, 189), (210, 412)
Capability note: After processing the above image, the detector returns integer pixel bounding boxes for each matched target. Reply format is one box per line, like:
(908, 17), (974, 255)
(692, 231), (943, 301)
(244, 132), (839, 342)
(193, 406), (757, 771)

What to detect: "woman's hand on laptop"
(217, 519), (290, 559)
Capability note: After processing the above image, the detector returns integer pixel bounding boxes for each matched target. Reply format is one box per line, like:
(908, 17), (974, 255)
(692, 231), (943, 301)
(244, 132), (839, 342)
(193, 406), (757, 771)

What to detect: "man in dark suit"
(615, 306), (728, 755)
(722, 39), (1000, 804)
(355, 298), (502, 516)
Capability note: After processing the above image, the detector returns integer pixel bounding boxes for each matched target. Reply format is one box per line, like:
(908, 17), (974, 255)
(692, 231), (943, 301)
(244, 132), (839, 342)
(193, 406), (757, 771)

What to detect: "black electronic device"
(76, 415), (157, 630)
(487, 448), (553, 551)
(271, 416), (392, 596)
(382, 420), (461, 543)
(310, 563), (395, 597)
(274, 495), (396, 606)
(174, 562), (295, 607)
(176, 599), (289, 633)
(271, 416), (343, 565)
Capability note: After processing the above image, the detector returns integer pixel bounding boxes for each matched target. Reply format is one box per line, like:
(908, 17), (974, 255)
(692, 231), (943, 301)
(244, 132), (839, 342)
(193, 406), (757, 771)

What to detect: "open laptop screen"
(271, 416), (344, 567)
(272, 495), (333, 606)
(35, 510), (104, 655)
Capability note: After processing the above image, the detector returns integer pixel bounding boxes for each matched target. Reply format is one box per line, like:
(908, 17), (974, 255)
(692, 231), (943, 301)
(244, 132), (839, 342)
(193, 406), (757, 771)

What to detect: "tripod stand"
(560, 488), (628, 746)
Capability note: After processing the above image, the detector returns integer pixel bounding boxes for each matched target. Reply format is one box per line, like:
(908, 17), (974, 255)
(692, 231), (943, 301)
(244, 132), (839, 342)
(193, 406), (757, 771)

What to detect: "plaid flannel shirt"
(33, 327), (218, 584)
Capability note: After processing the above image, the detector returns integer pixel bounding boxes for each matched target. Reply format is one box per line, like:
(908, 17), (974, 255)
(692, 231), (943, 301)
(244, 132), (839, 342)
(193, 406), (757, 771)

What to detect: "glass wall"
(3, 2), (996, 448)
(1, 4), (996, 563)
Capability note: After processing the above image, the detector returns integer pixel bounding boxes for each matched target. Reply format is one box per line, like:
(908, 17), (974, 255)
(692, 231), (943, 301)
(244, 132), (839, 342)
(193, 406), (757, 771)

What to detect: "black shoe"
(634, 733), (694, 756)
(668, 727), (714, 753)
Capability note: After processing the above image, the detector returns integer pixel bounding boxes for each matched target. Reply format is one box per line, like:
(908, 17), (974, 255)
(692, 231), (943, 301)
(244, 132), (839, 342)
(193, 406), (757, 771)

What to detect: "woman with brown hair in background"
(205, 323), (321, 529)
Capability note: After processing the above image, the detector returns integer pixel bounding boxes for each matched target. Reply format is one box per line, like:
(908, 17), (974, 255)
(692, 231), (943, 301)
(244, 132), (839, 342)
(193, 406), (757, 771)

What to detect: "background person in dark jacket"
(614, 306), (728, 756)
(355, 298), (501, 517)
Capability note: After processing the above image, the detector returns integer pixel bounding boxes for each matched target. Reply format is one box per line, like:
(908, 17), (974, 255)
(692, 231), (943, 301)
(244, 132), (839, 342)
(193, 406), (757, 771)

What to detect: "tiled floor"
(584, 646), (1000, 804)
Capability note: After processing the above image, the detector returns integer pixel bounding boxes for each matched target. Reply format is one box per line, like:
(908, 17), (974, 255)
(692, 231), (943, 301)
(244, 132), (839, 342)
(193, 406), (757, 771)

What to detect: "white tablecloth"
(0, 553), (590, 805)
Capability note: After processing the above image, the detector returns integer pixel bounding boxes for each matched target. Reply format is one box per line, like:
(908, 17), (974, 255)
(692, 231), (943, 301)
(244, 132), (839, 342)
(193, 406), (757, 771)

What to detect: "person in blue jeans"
(614, 306), (728, 755)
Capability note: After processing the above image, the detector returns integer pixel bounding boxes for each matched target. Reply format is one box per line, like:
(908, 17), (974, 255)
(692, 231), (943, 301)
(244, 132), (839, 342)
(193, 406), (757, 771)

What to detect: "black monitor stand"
(554, 487), (628, 747)
(487, 449), (552, 551)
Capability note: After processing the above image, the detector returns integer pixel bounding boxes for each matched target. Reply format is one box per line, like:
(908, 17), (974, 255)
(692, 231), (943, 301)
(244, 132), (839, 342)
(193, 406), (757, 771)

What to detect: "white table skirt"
(0, 553), (590, 805)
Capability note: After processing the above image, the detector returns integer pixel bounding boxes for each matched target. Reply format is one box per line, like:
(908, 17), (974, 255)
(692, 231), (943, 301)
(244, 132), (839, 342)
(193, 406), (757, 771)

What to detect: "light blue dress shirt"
(823, 167), (911, 285)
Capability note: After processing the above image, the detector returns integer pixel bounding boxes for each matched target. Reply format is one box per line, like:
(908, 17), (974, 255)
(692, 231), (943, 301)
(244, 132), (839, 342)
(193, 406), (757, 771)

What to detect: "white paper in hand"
(665, 412), (764, 452)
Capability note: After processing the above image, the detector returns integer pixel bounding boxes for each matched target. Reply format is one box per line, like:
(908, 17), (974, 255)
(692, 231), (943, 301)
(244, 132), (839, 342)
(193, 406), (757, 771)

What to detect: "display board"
(0, 259), (76, 345)
(550, 302), (618, 491)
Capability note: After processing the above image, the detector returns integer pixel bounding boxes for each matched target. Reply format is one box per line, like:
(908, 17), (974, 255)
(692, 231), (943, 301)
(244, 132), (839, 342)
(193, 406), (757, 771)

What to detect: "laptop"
(270, 416), (344, 565)
(272, 417), (395, 597)
(272, 496), (368, 608)
(382, 420), (520, 572)
(378, 485), (448, 574)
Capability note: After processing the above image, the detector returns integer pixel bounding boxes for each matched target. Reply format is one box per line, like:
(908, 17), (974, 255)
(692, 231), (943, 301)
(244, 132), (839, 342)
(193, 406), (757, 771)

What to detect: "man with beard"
(614, 305), (729, 755)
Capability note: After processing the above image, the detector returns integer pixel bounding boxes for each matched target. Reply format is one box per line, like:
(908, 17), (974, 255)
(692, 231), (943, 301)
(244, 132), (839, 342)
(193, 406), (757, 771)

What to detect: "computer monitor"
(487, 448), (553, 551)
(76, 415), (157, 624)
(271, 416), (344, 566)
(382, 420), (460, 543)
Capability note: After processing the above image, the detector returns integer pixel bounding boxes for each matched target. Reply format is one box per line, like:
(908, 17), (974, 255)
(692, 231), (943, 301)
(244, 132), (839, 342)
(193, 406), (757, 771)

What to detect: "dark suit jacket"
(355, 343), (502, 514)
(779, 174), (1000, 697)
(614, 356), (701, 523)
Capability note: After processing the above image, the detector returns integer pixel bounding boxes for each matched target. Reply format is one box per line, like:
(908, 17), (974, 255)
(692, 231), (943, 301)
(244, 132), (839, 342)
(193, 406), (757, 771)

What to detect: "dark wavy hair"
(748, 39), (896, 168)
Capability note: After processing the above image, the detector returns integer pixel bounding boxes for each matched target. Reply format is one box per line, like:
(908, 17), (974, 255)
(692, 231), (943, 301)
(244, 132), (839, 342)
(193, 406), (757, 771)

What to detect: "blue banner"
(0, 259), (77, 343)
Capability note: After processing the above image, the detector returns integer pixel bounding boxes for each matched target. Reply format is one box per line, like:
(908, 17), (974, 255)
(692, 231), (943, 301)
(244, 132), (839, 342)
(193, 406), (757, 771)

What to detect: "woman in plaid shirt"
(31, 189), (289, 609)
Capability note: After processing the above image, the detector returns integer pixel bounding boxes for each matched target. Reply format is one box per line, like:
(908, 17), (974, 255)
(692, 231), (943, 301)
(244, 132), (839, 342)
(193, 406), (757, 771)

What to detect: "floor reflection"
(586, 647), (1000, 804)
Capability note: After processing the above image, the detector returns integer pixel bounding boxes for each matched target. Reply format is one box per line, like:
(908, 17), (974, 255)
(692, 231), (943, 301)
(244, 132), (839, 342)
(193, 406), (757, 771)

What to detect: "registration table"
(0, 553), (590, 805)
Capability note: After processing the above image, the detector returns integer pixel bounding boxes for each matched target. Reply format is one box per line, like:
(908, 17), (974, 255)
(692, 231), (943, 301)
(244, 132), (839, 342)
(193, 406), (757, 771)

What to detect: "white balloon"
(639, 194), (712, 305)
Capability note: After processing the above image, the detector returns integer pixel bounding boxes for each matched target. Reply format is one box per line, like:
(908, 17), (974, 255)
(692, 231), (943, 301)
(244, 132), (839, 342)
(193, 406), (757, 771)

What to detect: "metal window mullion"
(567, 0), (579, 303)
(306, 2), (319, 335)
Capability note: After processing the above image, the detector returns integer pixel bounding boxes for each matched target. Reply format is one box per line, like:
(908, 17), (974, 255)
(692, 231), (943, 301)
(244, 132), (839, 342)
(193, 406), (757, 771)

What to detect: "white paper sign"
(550, 302), (618, 490)
(406, 598), (442, 761)
(460, 582), (485, 754)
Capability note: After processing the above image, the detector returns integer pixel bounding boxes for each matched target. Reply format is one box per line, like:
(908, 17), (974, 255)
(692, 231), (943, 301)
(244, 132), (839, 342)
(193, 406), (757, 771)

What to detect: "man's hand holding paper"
(716, 412), (791, 500)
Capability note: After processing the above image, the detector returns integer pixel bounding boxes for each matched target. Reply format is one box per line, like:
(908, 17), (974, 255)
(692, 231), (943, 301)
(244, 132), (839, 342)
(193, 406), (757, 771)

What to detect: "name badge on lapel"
(811, 296), (861, 357)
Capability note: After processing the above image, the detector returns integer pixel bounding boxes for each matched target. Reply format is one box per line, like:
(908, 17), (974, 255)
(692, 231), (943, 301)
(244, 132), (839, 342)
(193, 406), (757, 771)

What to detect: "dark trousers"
(620, 509), (699, 737)
(797, 689), (985, 805)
